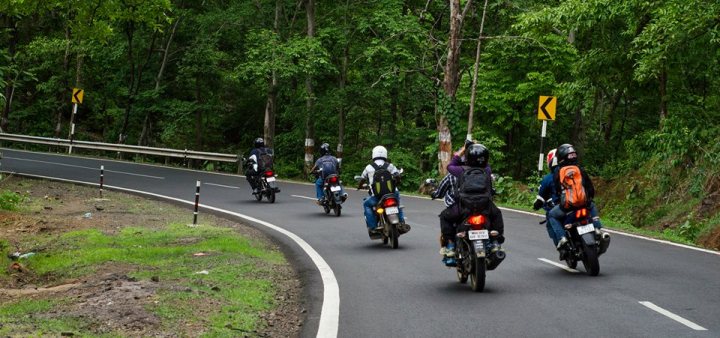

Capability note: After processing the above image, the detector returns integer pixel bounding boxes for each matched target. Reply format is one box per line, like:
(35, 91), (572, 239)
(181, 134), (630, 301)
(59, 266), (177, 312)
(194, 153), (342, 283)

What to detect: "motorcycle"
(254, 168), (279, 203)
(317, 168), (344, 216)
(355, 172), (407, 249)
(553, 207), (610, 276)
(453, 213), (505, 292)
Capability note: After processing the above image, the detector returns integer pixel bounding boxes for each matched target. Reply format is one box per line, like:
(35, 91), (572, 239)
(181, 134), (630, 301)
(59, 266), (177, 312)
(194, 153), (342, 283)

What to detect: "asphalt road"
(2, 148), (719, 337)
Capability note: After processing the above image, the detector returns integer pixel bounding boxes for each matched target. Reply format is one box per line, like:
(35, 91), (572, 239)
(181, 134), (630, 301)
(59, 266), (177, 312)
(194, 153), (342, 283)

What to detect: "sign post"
(68, 88), (84, 154)
(537, 96), (556, 172)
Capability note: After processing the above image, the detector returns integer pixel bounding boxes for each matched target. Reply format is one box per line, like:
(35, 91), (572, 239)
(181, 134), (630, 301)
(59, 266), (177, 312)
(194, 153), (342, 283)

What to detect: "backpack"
(370, 162), (396, 197)
(457, 166), (492, 212)
(318, 156), (338, 179)
(256, 148), (274, 171)
(558, 165), (587, 209)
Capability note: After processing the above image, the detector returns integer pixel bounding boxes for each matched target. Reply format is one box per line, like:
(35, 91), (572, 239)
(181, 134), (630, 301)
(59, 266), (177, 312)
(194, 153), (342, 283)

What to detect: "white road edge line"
(7, 172), (339, 338)
(204, 182), (240, 189)
(537, 258), (579, 273)
(5, 156), (164, 179)
(639, 301), (707, 331)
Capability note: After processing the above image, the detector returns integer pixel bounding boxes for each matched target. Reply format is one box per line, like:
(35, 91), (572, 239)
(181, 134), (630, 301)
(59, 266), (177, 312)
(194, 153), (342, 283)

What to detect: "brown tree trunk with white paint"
(264, 0), (281, 148)
(1, 15), (17, 133)
(337, 45), (348, 163)
(304, 0), (316, 173)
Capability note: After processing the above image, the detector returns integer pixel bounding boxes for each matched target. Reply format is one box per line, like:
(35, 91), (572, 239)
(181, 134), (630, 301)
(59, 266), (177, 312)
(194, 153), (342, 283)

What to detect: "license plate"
(385, 206), (399, 215)
(468, 230), (489, 240)
(330, 186), (341, 192)
(577, 223), (595, 235)
(266, 177), (276, 182)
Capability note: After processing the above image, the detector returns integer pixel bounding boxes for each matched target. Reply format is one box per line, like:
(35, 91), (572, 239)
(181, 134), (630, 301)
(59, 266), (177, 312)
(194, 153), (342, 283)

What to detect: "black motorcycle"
(319, 169), (344, 216)
(254, 168), (279, 203)
(453, 213), (505, 292)
(557, 207), (610, 276)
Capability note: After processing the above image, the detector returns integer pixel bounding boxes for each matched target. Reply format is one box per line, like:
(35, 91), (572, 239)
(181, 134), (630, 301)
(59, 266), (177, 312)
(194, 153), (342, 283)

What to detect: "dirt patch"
(0, 176), (303, 337)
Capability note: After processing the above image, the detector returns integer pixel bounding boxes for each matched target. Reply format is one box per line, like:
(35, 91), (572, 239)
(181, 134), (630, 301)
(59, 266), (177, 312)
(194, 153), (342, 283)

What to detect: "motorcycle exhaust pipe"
(599, 233), (610, 255)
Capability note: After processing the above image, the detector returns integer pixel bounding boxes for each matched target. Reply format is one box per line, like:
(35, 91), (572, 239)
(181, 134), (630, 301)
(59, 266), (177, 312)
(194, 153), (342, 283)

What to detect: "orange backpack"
(559, 165), (587, 209)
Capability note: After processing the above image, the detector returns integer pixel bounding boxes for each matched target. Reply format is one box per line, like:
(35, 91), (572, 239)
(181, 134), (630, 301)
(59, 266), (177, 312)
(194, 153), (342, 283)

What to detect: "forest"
(2, 0), (719, 247)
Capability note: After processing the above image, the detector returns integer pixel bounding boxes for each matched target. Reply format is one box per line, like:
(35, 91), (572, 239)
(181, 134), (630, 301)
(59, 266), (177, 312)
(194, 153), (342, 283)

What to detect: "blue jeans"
(363, 192), (405, 229)
(548, 202), (603, 243)
(315, 177), (345, 200)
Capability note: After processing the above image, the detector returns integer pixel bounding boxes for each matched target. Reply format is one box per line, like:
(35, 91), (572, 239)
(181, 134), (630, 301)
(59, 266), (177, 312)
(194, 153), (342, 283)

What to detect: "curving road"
(2, 148), (719, 338)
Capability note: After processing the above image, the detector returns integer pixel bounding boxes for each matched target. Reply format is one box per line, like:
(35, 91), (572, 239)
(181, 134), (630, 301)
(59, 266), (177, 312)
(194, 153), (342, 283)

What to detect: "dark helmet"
(254, 137), (265, 148)
(466, 144), (489, 167)
(319, 143), (331, 156)
(556, 143), (578, 165)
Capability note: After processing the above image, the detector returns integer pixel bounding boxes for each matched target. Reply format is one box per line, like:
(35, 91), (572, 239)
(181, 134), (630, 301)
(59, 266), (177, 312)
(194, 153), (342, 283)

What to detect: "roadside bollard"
(193, 180), (200, 225)
(100, 165), (104, 198)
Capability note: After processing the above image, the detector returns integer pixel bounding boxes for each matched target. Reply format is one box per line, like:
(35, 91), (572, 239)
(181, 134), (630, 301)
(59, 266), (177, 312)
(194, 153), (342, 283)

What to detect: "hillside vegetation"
(1, 1), (719, 247)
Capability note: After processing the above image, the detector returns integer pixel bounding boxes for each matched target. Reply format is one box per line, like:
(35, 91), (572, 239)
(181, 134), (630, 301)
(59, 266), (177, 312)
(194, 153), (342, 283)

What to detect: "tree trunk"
(140, 16), (180, 146)
(1, 16), (17, 133)
(195, 76), (202, 150)
(467, 0), (489, 140)
(659, 68), (668, 126)
(604, 89), (623, 143)
(438, 0), (470, 176)
(264, 0), (281, 148)
(303, 0), (316, 173)
(119, 21), (136, 144)
(55, 25), (71, 139)
(337, 45), (348, 163)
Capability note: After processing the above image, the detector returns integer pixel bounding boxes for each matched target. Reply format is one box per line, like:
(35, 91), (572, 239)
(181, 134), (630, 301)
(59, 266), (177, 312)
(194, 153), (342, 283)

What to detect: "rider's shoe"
(439, 247), (450, 256)
(368, 229), (382, 240)
(557, 237), (569, 260)
(443, 257), (457, 267)
(316, 199), (324, 206)
(445, 243), (456, 258)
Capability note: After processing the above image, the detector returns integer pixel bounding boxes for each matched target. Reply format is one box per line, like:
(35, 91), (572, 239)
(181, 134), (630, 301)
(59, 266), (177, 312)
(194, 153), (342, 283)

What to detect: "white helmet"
(371, 145), (387, 160)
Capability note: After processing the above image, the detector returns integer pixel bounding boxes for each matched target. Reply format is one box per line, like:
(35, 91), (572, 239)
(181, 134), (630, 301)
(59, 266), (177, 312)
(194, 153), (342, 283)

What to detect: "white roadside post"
(68, 88), (84, 154)
(537, 96), (557, 174)
(192, 180), (201, 226)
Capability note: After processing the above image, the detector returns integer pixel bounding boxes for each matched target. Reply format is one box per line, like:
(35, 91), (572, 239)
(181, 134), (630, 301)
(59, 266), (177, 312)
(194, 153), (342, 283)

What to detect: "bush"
(0, 190), (23, 211)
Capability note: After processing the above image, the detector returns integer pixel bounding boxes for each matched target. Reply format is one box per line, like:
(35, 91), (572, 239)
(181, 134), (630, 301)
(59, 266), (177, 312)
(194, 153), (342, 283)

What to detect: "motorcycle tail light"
(468, 215), (486, 226)
(575, 208), (588, 218)
(329, 176), (338, 184)
(383, 198), (398, 207)
(264, 171), (274, 177)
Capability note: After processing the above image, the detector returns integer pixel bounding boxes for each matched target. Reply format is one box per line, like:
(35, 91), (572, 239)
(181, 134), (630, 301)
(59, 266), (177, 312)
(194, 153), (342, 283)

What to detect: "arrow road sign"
(538, 96), (556, 120)
(72, 88), (84, 104)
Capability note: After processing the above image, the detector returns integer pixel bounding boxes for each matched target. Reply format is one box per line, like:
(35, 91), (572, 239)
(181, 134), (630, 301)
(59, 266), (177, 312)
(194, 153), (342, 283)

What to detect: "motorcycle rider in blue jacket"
(310, 143), (347, 204)
(533, 149), (563, 246)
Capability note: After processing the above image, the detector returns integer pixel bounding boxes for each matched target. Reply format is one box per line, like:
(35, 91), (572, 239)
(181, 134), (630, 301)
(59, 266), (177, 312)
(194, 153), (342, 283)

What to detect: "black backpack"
(370, 162), (396, 197)
(456, 166), (492, 212)
(256, 148), (274, 170)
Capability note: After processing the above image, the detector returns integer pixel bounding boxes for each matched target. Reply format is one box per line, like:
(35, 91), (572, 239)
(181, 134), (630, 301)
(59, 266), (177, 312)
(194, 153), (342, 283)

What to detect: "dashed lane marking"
(537, 258), (579, 273)
(639, 301), (707, 331)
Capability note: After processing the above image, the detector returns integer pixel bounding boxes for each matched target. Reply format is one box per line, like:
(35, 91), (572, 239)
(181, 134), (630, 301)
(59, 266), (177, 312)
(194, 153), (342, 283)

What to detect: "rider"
(547, 143), (609, 257)
(310, 143), (347, 205)
(357, 145), (410, 237)
(433, 144), (504, 266)
(533, 149), (562, 246)
(245, 137), (274, 195)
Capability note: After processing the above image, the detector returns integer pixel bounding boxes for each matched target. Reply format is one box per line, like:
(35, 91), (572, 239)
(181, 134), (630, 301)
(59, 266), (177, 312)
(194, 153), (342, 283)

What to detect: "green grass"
(0, 299), (104, 336)
(1, 222), (286, 336)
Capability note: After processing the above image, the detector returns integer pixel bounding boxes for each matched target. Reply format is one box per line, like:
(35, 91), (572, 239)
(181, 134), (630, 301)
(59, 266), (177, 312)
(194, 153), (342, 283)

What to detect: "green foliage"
(0, 190), (23, 211)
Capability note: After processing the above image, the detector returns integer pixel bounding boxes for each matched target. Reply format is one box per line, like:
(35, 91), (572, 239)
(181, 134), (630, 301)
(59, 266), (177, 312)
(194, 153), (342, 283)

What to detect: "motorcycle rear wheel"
(389, 224), (399, 249)
(267, 190), (276, 203)
(470, 254), (486, 292)
(581, 242), (600, 276)
(254, 191), (263, 201)
(333, 204), (341, 217)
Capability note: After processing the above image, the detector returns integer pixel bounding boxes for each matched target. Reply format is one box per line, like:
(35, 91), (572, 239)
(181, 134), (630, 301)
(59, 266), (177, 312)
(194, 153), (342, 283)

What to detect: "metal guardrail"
(0, 133), (239, 163)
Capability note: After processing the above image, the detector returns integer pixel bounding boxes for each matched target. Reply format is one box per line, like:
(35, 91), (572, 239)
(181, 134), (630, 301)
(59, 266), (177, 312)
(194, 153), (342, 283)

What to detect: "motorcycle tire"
(323, 203), (330, 214)
(581, 242), (600, 276)
(334, 204), (341, 217)
(470, 252), (486, 292)
(390, 224), (399, 249)
(382, 234), (388, 245)
(267, 190), (276, 203)
(456, 268), (468, 284)
(254, 191), (263, 201)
